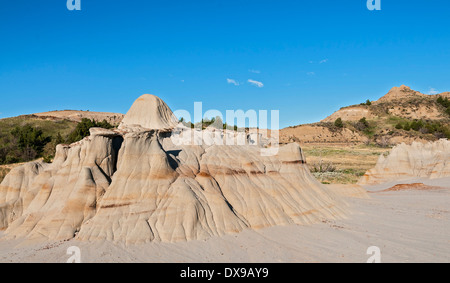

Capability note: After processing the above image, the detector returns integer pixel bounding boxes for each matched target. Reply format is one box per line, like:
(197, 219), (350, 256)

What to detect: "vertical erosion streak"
(111, 136), (124, 177)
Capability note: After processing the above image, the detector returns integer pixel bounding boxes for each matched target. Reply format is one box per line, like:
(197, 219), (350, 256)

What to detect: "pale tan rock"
(118, 94), (178, 131)
(0, 161), (48, 229)
(359, 139), (450, 185)
(76, 131), (346, 244)
(0, 95), (348, 244)
(2, 133), (120, 241)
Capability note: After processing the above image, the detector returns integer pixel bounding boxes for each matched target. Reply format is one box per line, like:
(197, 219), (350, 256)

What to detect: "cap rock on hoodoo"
(118, 94), (178, 130)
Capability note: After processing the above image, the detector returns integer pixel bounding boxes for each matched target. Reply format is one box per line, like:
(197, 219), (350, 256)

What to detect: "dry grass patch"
(302, 143), (390, 184)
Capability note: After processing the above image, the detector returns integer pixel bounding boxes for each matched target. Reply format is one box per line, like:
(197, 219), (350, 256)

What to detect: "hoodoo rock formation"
(359, 139), (450, 186)
(0, 94), (347, 244)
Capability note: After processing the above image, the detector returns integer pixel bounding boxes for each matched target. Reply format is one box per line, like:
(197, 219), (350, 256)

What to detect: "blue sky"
(1, 0), (449, 128)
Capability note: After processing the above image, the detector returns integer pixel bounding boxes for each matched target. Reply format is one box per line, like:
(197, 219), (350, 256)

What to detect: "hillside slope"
(322, 85), (450, 122)
(283, 85), (450, 146)
(33, 110), (124, 125)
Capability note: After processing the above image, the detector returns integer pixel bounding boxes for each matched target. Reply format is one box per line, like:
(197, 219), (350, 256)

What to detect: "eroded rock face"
(0, 95), (348, 244)
(359, 139), (450, 186)
(0, 161), (48, 229)
(1, 132), (121, 241)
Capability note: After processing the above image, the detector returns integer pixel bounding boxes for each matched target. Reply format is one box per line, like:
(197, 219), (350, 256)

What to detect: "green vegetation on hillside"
(354, 117), (375, 136)
(360, 99), (372, 106)
(66, 118), (114, 144)
(8, 125), (51, 163)
(0, 116), (114, 166)
(179, 116), (239, 131)
(0, 117), (77, 165)
(393, 119), (450, 139)
(334, 118), (344, 128)
(329, 93), (450, 144)
(437, 96), (450, 116)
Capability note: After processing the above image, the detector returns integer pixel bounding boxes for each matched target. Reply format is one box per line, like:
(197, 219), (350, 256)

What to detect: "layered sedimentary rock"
(359, 139), (450, 186)
(0, 131), (121, 241)
(0, 94), (347, 244)
(0, 161), (48, 229)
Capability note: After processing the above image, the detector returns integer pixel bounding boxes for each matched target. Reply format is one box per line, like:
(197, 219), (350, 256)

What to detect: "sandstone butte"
(0, 94), (348, 244)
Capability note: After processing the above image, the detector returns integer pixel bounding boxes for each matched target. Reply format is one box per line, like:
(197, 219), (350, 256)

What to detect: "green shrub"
(0, 124), (52, 164)
(55, 132), (65, 145)
(361, 99), (372, 106)
(334, 118), (344, 128)
(410, 120), (424, 131)
(355, 117), (369, 131)
(0, 117), (78, 165)
(43, 155), (53, 163)
(437, 96), (450, 116)
(96, 120), (115, 130)
(10, 125), (51, 157)
(311, 160), (336, 173)
(395, 123), (403, 129)
(437, 96), (450, 108)
(354, 117), (369, 131)
(401, 120), (450, 138)
(5, 154), (19, 164)
(66, 118), (114, 144)
(403, 123), (411, 131)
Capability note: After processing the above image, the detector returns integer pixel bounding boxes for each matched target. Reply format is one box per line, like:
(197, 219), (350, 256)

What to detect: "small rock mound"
(359, 139), (450, 185)
(380, 183), (445, 192)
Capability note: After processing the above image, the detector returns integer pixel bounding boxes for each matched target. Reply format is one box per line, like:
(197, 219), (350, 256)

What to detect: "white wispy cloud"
(307, 72), (315, 76)
(248, 79), (264, 88)
(309, 59), (328, 64)
(428, 87), (439, 95)
(249, 69), (261, 74)
(227, 78), (240, 86)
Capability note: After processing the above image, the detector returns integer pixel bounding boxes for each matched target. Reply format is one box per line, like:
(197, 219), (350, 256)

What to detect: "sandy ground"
(0, 181), (449, 263)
